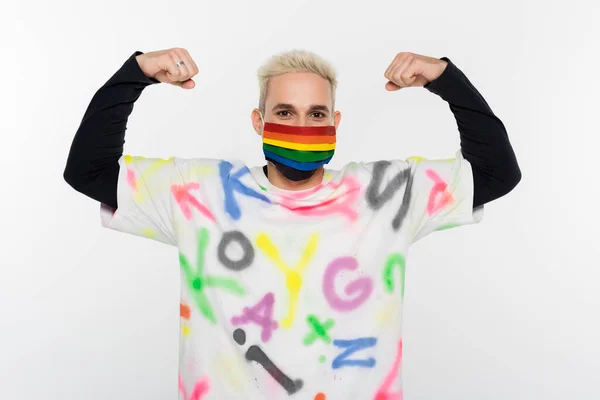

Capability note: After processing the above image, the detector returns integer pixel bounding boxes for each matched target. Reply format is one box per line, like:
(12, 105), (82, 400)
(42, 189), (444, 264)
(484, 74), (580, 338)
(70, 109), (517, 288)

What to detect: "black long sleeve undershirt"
(424, 57), (521, 206)
(64, 51), (157, 210)
(64, 51), (521, 211)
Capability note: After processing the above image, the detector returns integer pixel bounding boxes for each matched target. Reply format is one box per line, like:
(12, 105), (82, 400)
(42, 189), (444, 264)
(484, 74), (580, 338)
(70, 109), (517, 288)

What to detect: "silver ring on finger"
(176, 60), (185, 68)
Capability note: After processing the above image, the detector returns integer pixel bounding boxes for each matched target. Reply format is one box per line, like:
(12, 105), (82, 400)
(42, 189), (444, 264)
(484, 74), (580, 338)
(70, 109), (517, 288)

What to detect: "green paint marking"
(434, 222), (460, 232)
(192, 278), (203, 290)
(303, 332), (317, 345)
(179, 228), (246, 324)
(383, 253), (406, 297)
(262, 144), (334, 162)
(204, 276), (246, 296)
(303, 314), (335, 346)
(319, 355), (326, 363)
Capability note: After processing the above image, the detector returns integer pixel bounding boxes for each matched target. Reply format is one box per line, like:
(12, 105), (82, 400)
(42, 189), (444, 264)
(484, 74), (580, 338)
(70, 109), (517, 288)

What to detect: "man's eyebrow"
(270, 103), (330, 113)
(308, 105), (330, 113)
(271, 103), (296, 111)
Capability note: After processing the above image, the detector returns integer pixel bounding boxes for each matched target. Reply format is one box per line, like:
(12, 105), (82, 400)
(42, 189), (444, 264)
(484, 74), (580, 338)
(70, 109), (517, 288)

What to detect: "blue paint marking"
(219, 161), (271, 220)
(331, 337), (377, 369)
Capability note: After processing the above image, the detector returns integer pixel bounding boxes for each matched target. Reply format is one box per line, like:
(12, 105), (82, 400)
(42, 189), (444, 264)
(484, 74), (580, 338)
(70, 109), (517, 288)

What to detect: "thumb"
(169, 78), (196, 89)
(385, 81), (401, 91)
(181, 79), (195, 89)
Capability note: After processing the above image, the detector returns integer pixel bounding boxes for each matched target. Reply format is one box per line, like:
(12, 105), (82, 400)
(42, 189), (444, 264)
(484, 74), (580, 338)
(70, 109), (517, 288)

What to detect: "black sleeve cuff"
(105, 50), (161, 87)
(132, 51), (161, 84)
(423, 56), (458, 96)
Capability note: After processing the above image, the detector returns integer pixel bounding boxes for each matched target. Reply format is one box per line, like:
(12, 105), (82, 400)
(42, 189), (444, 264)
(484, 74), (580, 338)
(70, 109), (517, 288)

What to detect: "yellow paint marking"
(256, 233), (319, 328)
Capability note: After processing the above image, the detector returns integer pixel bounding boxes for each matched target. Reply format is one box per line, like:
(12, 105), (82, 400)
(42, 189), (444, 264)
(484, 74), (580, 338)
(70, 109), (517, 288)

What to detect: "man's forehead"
(265, 73), (333, 111)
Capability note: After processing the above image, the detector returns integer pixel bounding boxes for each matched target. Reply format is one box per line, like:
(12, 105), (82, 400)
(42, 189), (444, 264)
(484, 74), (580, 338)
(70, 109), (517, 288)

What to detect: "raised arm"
(384, 52), (522, 208)
(63, 48), (199, 209)
(423, 57), (521, 207)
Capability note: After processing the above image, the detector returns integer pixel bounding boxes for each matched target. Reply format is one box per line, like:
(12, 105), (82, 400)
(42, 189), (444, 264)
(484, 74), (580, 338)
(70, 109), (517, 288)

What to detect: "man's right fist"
(136, 48), (199, 89)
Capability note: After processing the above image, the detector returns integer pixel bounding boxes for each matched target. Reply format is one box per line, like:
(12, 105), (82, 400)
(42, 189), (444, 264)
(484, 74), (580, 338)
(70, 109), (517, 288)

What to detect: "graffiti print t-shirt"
(100, 152), (483, 399)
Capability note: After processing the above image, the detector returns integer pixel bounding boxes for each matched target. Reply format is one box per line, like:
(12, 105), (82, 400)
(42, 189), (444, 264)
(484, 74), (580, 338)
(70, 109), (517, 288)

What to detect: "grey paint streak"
(218, 230), (254, 271)
(233, 328), (246, 345)
(366, 161), (414, 231)
(232, 328), (304, 395)
(246, 345), (303, 395)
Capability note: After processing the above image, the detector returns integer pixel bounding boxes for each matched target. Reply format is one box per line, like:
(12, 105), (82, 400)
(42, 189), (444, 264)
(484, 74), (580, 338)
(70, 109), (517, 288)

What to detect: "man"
(64, 47), (521, 399)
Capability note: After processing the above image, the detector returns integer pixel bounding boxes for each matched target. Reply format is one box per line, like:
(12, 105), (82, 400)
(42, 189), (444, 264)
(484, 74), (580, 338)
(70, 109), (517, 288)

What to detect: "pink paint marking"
(373, 339), (403, 400)
(231, 292), (279, 342)
(179, 375), (210, 400)
(323, 256), (373, 312)
(278, 178), (331, 200)
(178, 375), (188, 399)
(190, 377), (210, 400)
(288, 183), (326, 198)
(126, 168), (138, 191)
(425, 169), (454, 215)
(171, 182), (216, 222)
(279, 177), (361, 221)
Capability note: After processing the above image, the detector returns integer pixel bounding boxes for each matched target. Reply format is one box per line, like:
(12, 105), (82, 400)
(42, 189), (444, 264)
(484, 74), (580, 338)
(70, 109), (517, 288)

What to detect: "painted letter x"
(179, 228), (246, 324)
(303, 314), (335, 345)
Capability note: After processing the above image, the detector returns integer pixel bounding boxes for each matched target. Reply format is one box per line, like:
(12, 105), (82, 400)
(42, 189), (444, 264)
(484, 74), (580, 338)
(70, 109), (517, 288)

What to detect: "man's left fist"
(384, 52), (448, 91)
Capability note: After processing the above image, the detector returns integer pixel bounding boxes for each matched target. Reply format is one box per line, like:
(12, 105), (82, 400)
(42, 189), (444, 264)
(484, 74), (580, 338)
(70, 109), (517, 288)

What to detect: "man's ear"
(333, 110), (342, 130)
(251, 108), (263, 136)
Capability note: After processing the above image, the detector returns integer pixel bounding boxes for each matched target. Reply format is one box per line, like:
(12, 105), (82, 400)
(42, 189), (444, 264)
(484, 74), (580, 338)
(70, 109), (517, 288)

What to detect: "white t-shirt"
(100, 151), (483, 399)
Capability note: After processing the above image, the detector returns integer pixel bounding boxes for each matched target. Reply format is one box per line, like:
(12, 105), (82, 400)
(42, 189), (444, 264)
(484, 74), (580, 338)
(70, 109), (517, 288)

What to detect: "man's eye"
(312, 112), (326, 118)
(277, 111), (291, 117)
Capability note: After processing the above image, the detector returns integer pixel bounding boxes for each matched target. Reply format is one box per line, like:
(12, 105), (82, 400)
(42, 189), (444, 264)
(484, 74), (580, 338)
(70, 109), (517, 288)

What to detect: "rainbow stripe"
(262, 122), (336, 170)
(264, 151), (332, 171)
(263, 130), (336, 144)
(263, 144), (334, 162)
(264, 123), (335, 136)
(263, 138), (336, 151)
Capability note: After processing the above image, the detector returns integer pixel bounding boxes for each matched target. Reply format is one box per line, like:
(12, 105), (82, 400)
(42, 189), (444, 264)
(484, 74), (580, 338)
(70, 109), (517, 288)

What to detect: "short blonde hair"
(257, 49), (338, 115)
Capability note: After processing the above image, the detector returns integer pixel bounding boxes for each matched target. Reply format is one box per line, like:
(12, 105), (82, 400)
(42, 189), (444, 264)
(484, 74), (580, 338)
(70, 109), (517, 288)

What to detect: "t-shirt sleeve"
(99, 154), (217, 246)
(405, 150), (484, 243)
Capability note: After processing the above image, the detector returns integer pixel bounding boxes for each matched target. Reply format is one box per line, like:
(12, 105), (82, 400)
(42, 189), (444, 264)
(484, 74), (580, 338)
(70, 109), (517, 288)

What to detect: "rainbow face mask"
(261, 121), (337, 171)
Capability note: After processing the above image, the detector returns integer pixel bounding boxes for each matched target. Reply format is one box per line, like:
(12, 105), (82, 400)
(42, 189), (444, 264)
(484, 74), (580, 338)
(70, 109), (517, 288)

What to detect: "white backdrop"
(3, 0), (600, 399)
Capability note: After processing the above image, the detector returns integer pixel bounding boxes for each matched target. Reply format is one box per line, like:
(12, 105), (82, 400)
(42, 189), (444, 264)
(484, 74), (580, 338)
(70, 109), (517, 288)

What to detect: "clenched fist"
(136, 48), (199, 89)
(384, 52), (448, 91)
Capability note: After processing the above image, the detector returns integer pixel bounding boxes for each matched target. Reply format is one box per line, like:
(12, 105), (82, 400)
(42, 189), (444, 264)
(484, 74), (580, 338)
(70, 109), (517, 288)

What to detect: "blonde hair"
(257, 49), (338, 115)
